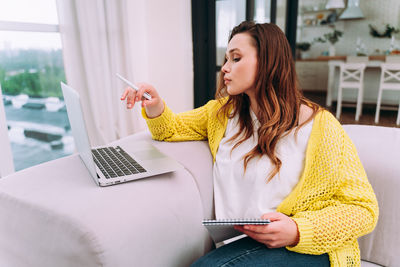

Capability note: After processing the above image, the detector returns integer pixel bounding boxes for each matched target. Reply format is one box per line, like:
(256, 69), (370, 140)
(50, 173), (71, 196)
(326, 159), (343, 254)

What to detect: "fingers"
(261, 212), (284, 221)
(136, 84), (152, 101)
(233, 213), (286, 234)
(243, 224), (269, 233)
(235, 226), (285, 248)
(236, 227), (269, 238)
(120, 82), (161, 112)
(135, 83), (157, 108)
(126, 95), (134, 109)
(243, 230), (274, 242)
(235, 213), (299, 248)
(234, 222), (274, 234)
(120, 87), (137, 109)
(141, 98), (154, 108)
(120, 88), (129, 100)
(235, 227), (278, 247)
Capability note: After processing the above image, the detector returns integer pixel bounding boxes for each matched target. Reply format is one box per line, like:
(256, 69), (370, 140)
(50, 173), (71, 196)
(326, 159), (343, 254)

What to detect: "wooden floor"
(303, 91), (400, 128)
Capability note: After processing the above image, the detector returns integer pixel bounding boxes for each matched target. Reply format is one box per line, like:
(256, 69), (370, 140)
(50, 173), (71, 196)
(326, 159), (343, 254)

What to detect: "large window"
(0, 0), (74, 172)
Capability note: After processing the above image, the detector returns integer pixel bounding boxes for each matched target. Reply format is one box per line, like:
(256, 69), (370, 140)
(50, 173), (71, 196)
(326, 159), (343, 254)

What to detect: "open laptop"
(61, 82), (183, 186)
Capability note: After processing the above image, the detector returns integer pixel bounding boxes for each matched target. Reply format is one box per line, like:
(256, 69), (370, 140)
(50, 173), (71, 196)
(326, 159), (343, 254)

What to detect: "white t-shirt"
(213, 110), (313, 219)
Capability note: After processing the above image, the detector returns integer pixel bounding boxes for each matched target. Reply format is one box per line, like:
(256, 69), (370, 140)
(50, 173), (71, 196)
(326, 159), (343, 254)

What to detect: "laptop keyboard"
(91, 146), (146, 179)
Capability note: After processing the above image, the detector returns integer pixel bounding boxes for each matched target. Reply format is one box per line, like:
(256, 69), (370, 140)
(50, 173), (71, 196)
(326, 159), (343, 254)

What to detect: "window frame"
(0, 20), (59, 32)
(191, 0), (278, 108)
(0, 84), (14, 177)
(0, 17), (61, 177)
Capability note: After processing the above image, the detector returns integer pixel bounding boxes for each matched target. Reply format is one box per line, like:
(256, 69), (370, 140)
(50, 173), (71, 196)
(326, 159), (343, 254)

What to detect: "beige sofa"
(0, 124), (398, 266)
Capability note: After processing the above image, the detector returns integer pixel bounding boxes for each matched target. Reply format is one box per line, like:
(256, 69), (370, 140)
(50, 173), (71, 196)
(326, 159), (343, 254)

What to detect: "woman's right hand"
(120, 82), (164, 118)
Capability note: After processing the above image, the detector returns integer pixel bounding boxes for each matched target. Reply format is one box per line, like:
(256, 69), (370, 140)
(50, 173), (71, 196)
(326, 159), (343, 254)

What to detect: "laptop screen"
(61, 82), (98, 180)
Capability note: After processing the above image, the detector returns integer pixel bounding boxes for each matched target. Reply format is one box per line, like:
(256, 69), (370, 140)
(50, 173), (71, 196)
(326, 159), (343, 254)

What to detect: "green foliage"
(368, 24), (400, 38)
(2, 71), (40, 96)
(0, 49), (66, 97)
(313, 29), (343, 45)
(296, 42), (311, 51)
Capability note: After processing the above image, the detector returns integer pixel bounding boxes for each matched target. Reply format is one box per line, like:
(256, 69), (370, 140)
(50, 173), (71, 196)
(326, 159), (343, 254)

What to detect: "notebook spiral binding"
(202, 218), (271, 225)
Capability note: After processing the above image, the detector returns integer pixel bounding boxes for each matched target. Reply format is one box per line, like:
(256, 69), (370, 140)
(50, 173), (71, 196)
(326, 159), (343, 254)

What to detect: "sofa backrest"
(343, 125), (400, 267)
(143, 124), (400, 266)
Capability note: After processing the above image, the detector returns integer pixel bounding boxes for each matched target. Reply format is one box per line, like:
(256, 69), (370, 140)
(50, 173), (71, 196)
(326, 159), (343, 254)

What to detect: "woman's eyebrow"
(225, 48), (241, 57)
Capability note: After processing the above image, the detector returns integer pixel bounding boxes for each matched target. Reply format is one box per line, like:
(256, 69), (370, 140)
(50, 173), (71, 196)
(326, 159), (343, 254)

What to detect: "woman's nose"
(221, 62), (230, 73)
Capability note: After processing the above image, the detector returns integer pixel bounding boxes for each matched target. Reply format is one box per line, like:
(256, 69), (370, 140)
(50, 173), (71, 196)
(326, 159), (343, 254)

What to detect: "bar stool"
(336, 62), (367, 121)
(374, 63), (400, 125)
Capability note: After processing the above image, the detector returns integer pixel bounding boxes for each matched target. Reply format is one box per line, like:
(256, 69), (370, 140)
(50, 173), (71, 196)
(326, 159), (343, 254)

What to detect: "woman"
(121, 21), (378, 267)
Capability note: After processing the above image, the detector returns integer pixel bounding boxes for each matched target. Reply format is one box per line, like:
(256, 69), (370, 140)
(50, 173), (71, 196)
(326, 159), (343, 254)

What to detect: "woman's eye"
(224, 56), (240, 62)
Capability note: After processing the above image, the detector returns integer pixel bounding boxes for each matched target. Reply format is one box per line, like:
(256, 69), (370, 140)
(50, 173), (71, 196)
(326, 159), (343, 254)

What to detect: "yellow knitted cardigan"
(142, 99), (379, 267)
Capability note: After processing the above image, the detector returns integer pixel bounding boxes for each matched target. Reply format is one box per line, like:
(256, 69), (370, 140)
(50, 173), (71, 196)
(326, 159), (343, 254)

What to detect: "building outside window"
(0, 0), (74, 172)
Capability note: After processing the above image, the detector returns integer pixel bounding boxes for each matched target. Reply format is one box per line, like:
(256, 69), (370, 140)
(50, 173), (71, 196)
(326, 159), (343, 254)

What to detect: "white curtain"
(55, 0), (147, 146)
(0, 85), (14, 177)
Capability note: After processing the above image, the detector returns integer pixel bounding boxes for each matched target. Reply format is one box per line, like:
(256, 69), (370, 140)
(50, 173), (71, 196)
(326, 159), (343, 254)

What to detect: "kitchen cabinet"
(295, 61), (329, 91)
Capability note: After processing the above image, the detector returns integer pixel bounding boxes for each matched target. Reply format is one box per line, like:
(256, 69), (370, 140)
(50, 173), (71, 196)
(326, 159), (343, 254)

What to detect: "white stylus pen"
(116, 73), (152, 100)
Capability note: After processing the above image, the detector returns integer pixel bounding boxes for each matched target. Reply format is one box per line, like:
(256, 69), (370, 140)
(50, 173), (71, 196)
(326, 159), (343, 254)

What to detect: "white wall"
(127, 0), (193, 113)
(298, 0), (400, 58)
(276, 0), (287, 33)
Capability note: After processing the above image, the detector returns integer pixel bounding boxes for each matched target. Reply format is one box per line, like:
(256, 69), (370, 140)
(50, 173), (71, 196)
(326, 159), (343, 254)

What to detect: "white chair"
(336, 63), (367, 121)
(374, 63), (400, 125)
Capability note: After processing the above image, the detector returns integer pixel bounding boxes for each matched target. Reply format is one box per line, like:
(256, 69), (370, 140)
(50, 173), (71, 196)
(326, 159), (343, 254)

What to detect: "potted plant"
(314, 29), (343, 56)
(368, 24), (399, 38)
(295, 42), (312, 59)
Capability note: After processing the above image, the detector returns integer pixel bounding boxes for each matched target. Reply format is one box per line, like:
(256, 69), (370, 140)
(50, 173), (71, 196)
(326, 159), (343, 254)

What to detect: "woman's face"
(221, 33), (258, 97)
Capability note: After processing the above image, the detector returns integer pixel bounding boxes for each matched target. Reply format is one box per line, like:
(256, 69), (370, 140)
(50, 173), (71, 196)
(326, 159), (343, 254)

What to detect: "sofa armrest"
(116, 131), (214, 218)
(0, 131), (214, 267)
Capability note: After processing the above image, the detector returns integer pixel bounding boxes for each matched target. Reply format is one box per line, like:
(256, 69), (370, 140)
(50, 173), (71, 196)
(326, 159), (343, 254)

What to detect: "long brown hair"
(216, 21), (320, 182)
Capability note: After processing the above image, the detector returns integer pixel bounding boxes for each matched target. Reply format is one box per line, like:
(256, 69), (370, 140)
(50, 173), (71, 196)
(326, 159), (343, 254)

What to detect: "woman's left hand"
(234, 212), (299, 248)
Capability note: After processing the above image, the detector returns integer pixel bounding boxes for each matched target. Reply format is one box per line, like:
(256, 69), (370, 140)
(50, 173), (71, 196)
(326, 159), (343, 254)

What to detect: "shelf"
(299, 24), (335, 28)
(297, 55), (387, 62)
(300, 9), (334, 14)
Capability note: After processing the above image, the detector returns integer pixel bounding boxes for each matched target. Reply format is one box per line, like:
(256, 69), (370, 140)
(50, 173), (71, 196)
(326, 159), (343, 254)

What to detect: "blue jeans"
(191, 237), (330, 267)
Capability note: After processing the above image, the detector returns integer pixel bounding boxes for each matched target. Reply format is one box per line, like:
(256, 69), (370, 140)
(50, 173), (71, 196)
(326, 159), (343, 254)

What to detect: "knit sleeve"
(286, 115), (379, 255)
(142, 100), (218, 142)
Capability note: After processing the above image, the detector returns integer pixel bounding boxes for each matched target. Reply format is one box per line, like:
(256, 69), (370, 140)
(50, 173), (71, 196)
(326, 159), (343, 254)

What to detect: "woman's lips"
(224, 79), (231, 85)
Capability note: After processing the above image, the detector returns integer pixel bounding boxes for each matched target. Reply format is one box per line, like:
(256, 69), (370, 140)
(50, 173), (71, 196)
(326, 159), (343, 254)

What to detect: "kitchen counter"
(297, 55), (387, 62)
(296, 55), (400, 106)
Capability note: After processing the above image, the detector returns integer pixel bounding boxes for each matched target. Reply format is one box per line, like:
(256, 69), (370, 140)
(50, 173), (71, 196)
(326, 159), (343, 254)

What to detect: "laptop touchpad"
(135, 148), (166, 160)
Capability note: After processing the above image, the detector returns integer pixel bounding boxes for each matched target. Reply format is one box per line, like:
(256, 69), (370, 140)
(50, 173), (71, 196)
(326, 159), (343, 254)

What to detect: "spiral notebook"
(202, 219), (271, 243)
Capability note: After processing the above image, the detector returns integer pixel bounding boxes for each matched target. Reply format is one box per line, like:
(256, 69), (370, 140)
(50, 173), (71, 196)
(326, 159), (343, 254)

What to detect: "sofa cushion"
(361, 260), (383, 267)
(343, 125), (400, 267)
